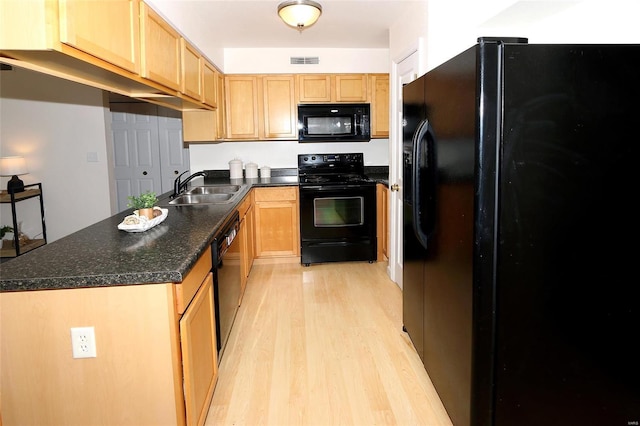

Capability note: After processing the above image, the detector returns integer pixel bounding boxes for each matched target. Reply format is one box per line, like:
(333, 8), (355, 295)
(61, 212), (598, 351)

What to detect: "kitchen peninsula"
(0, 173), (298, 426)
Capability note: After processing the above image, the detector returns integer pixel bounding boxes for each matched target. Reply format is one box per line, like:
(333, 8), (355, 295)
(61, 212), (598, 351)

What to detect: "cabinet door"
(237, 193), (253, 298)
(297, 74), (331, 103)
(376, 183), (389, 261)
(254, 187), (299, 258)
(180, 273), (217, 426)
(261, 75), (297, 139)
(335, 74), (368, 102)
(202, 60), (217, 108)
(181, 39), (202, 101)
(58, 0), (140, 73)
(369, 74), (390, 138)
(246, 202), (255, 268)
(140, 2), (181, 91)
(215, 71), (227, 139)
(225, 75), (260, 139)
(182, 67), (222, 142)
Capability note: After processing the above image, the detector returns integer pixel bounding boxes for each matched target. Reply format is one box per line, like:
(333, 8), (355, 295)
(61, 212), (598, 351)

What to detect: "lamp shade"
(0, 156), (28, 176)
(0, 156), (28, 193)
(278, 0), (322, 31)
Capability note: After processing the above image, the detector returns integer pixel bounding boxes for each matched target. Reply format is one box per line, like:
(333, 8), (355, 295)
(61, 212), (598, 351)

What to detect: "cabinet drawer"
(254, 186), (297, 202)
(175, 246), (212, 314)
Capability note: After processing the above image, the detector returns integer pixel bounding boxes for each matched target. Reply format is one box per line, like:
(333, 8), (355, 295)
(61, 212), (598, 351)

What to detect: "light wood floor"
(205, 261), (453, 426)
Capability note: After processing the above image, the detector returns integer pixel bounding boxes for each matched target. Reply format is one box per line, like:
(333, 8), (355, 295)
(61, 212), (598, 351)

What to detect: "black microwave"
(298, 103), (370, 143)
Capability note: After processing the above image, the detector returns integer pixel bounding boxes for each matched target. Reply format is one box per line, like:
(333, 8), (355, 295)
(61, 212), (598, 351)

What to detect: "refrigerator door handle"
(411, 118), (430, 249)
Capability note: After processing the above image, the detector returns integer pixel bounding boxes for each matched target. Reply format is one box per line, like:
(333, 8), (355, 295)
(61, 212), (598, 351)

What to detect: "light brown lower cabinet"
(0, 247), (216, 426)
(237, 191), (256, 298)
(377, 183), (389, 261)
(180, 272), (217, 426)
(253, 186), (300, 259)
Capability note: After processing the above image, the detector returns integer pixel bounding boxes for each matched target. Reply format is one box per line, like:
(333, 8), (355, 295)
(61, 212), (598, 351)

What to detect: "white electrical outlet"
(70, 326), (97, 358)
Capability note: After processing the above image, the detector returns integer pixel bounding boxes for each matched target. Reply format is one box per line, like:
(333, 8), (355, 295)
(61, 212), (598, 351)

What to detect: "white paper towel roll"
(229, 159), (243, 179)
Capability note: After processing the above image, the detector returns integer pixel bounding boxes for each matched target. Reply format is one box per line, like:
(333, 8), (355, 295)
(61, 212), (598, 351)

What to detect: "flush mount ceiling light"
(278, 0), (322, 32)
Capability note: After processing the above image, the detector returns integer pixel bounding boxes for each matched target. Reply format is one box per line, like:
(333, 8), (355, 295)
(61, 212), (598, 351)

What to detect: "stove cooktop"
(298, 153), (372, 185)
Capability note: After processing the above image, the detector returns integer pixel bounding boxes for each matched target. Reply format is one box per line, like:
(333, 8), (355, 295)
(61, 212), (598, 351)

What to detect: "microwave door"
(298, 103), (371, 142)
(307, 116), (353, 137)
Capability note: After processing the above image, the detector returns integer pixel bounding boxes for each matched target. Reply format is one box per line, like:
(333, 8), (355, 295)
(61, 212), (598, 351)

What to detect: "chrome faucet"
(173, 171), (206, 197)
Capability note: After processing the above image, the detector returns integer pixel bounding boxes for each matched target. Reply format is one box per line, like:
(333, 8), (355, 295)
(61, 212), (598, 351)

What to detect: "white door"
(157, 107), (190, 191)
(389, 50), (419, 288)
(110, 103), (189, 212)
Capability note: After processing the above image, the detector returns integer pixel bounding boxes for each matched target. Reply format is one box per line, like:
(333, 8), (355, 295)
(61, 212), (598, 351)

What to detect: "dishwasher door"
(213, 221), (242, 362)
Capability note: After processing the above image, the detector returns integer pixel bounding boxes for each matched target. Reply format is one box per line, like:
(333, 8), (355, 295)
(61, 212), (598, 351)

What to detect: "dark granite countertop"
(0, 166), (390, 292)
(365, 166), (389, 187)
(0, 170), (299, 292)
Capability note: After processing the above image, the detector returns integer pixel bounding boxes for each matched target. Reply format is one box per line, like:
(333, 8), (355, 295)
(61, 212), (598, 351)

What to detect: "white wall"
(393, 0), (640, 74)
(189, 139), (390, 172)
(0, 68), (112, 243)
(224, 48), (390, 74)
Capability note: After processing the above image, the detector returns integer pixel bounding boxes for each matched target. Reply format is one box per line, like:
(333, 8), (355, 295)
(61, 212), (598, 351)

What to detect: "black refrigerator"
(402, 37), (640, 426)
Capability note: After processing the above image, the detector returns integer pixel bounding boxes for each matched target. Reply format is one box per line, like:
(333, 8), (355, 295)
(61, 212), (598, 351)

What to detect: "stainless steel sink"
(186, 185), (242, 195)
(166, 185), (245, 205)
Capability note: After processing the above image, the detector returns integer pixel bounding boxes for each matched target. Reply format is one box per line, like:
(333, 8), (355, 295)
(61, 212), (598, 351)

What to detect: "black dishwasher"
(212, 211), (241, 361)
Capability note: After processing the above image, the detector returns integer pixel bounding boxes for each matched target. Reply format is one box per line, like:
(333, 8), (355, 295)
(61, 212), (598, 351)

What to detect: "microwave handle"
(361, 114), (369, 137)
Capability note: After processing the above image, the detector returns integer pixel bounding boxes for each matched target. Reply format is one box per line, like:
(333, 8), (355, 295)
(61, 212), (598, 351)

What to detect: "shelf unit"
(0, 183), (47, 258)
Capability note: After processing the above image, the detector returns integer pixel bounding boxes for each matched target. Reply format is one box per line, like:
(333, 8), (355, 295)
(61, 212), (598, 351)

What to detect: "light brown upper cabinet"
(202, 60), (217, 108)
(225, 74), (297, 140)
(261, 75), (297, 139)
(1, 0), (141, 74)
(225, 75), (261, 139)
(215, 71), (227, 139)
(139, 2), (181, 91)
(297, 75), (332, 102)
(334, 74), (368, 102)
(182, 68), (225, 142)
(58, 0), (140, 73)
(297, 74), (368, 103)
(181, 39), (202, 101)
(369, 74), (390, 138)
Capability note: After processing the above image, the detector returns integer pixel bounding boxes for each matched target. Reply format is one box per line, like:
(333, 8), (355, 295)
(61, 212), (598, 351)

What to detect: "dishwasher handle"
(213, 212), (240, 262)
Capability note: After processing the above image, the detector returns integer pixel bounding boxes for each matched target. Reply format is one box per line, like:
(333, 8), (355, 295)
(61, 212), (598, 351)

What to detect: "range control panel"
(298, 153), (364, 170)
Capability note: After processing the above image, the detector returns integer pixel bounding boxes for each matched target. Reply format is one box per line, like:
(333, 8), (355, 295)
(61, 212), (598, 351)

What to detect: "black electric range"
(297, 153), (377, 266)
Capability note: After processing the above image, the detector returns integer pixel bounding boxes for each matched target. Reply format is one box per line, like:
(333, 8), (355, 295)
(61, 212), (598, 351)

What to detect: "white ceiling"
(145, 0), (418, 50)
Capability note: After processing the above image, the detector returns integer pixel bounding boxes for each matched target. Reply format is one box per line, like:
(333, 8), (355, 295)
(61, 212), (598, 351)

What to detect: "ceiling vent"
(290, 56), (319, 65)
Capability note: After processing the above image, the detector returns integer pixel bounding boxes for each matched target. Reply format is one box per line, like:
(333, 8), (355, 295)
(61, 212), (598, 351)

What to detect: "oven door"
(299, 183), (377, 265)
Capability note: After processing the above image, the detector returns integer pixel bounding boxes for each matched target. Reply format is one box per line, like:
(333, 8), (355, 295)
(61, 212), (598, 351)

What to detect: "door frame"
(389, 42), (422, 288)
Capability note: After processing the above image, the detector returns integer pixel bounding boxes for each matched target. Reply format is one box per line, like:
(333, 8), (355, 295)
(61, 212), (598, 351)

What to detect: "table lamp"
(0, 156), (28, 193)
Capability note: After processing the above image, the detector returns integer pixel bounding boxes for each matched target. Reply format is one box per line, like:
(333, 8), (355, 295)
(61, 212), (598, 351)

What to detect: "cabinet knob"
(142, 171), (148, 176)
(174, 170), (180, 175)
(390, 184), (400, 192)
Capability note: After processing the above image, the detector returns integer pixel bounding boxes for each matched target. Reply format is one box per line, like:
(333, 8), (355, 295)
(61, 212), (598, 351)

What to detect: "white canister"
(229, 159), (243, 179)
(245, 162), (258, 179)
(260, 166), (271, 178)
